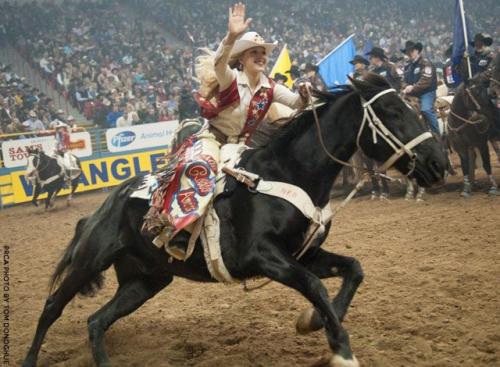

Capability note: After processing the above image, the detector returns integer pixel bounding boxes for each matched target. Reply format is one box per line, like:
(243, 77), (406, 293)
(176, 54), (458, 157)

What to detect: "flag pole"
(458, 0), (473, 79)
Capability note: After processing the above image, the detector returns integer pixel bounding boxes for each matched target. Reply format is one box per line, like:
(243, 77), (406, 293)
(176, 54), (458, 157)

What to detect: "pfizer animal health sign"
(1, 132), (93, 168)
(105, 120), (179, 153)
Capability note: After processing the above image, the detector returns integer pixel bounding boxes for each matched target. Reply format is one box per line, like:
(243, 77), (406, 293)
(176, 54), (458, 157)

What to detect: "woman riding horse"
(148, 3), (310, 258)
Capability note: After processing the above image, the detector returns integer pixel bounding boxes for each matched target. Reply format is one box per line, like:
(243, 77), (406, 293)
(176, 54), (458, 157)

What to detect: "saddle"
(54, 153), (81, 181)
(131, 141), (334, 283)
(403, 95), (451, 136)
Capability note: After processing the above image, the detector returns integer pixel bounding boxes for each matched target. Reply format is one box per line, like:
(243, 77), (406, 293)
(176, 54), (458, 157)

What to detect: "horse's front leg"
(458, 151), (472, 197)
(44, 190), (53, 209)
(252, 244), (358, 367)
(296, 248), (364, 335)
(31, 183), (41, 207)
(405, 178), (415, 200)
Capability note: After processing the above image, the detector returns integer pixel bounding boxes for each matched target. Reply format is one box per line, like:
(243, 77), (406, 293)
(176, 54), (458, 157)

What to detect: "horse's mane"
(268, 89), (351, 151)
(268, 73), (392, 151)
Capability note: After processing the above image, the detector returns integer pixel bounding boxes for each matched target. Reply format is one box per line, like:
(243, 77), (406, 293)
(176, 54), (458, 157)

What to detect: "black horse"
(23, 75), (446, 367)
(25, 148), (82, 209)
(447, 75), (500, 197)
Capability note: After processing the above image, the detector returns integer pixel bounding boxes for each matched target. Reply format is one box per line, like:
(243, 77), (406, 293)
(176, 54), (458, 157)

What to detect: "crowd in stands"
(1, 1), (190, 131)
(131, 0), (498, 65)
(0, 62), (79, 136)
(0, 0), (498, 132)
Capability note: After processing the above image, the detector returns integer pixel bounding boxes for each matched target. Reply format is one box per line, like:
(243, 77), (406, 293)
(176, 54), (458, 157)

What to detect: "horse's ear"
(348, 75), (361, 89)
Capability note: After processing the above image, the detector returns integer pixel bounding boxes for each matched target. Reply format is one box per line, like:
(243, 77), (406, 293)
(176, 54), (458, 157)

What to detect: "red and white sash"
(195, 77), (275, 143)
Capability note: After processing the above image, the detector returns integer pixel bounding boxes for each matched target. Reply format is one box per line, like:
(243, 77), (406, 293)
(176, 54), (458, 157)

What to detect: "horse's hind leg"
(296, 248), (364, 335)
(67, 178), (79, 206)
(479, 142), (498, 195)
(23, 272), (94, 367)
(491, 140), (500, 163)
(44, 190), (54, 210)
(88, 273), (173, 366)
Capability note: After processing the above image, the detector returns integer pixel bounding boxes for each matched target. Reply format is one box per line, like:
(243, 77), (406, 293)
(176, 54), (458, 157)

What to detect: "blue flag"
(317, 35), (355, 89)
(452, 0), (474, 79)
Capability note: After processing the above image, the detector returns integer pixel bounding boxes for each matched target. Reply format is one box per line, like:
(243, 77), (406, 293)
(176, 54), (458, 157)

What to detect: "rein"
(306, 85), (432, 177)
(448, 86), (489, 134)
(489, 78), (500, 87)
(465, 87), (481, 111)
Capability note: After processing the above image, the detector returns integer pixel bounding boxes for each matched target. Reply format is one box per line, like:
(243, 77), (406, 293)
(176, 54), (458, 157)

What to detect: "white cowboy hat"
(54, 121), (69, 129)
(230, 32), (278, 57)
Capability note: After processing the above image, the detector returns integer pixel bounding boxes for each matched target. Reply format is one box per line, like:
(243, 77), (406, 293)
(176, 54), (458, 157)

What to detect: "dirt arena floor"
(3, 157), (500, 367)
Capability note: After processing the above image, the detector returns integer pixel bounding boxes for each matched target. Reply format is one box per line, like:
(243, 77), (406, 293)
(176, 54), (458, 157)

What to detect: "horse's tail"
(49, 216), (90, 295)
(48, 179), (135, 296)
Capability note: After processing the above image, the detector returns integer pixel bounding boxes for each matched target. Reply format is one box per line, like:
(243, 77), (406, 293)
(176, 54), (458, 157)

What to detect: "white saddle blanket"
(55, 153), (81, 180)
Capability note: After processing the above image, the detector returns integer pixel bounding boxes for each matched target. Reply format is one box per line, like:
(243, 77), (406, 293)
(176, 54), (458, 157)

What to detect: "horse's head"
(462, 75), (493, 110)
(25, 147), (46, 181)
(350, 73), (446, 187)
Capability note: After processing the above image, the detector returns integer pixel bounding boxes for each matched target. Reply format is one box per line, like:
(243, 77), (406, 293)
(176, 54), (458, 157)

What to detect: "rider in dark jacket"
(471, 33), (496, 79)
(401, 41), (439, 134)
(366, 47), (402, 92)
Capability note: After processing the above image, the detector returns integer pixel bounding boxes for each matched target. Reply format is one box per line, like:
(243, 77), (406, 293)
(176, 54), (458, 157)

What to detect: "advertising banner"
(1, 132), (93, 168)
(2, 148), (166, 205)
(105, 120), (179, 153)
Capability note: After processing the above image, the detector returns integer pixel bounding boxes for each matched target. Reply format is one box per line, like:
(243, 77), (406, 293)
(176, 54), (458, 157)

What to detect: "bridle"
(356, 89), (432, 174)
(448, 83), (489, 134)
(307, 86), (432, 177)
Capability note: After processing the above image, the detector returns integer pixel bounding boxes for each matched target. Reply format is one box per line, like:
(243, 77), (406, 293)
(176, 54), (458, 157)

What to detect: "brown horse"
(447, 74), (500, 196)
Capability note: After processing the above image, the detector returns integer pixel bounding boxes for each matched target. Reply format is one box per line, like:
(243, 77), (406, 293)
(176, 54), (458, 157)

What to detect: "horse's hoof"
(488, 187), (499, 196)
(330, 354), (359, 367)
(22, 357), (36, 367)
(296, 308), (318, 335)
(460, 191), (471, 198)
(416, 197), (424, 202)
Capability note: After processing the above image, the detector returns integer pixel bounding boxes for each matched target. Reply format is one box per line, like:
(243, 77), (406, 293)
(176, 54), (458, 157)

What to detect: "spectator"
(106, 104), (123, 128)
(116, 103), (139, 127)
(22, 110), (45, 132)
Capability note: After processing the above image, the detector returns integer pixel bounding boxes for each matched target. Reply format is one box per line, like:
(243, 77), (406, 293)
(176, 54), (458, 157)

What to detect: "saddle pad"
(130, 174), (159, 200)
